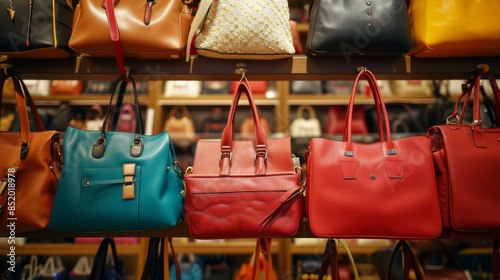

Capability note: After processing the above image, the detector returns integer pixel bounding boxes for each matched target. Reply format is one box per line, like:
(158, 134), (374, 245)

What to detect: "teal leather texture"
(49, 126), (184, 232)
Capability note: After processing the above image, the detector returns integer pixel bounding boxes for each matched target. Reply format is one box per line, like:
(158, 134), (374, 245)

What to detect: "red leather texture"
(427, 72), (500, 238)
(326, 105), (368, 135)
(184, 81), (302, 239)
(306, 70), (442, 239)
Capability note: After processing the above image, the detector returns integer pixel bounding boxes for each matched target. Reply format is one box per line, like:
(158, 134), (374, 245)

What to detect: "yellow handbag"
(409, 0), (500, 57)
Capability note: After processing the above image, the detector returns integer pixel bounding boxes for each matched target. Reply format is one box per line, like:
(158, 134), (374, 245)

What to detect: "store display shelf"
(289, 242), (390, 255)
(157, 95), (279, 106)
(286, 94), (437, 105)
(172, 240), (280, 255)
(0, 243), (143, 256)
(3, 94), (150, 106)
(3, 56), (500, 80)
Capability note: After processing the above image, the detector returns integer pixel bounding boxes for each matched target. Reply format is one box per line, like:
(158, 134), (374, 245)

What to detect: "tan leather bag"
(163, 106), (196, 148)
(69, 0), (193, 59)
(0, 74), (62, 234)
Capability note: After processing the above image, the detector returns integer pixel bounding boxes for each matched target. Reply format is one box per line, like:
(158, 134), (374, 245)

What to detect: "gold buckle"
(123, 163), (136, 200)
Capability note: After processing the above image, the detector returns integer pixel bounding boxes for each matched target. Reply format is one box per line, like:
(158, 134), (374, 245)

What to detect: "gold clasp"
(122, 163), (136, 200)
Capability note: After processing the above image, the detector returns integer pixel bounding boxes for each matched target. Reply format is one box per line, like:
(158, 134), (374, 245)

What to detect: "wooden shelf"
(3, 94), (150, 106)
(157, 95), (279, 106)
(172, 240), (280, 255)
(4, 55), (500, 80)
(1, 242), (143, 256)
(287, 94), (437, 105)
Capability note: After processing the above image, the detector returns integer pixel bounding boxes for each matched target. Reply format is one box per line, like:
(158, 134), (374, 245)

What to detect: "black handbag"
(0, 0), (73, 58)
(305, 0), (413, 58)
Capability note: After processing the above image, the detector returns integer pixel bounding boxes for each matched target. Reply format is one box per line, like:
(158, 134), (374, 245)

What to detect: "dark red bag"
(427, 71), (500, 238)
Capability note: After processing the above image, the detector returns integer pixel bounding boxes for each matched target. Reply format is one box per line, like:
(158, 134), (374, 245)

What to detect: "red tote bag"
(427, 71), (500, 238)
(184, 80), (303, 239)
(305, 69), (442, 239)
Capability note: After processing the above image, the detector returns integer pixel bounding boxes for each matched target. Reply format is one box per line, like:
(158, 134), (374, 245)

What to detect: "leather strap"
(318, 239), (360, 280)
(385, 241), (425, 280)
(493, 239), (499, 280)
(219, 79), (268, 176)
(297, 105), (317, 119)
(185, 0), (213, 61)
(251, 238), (274, 280)
(344, 70), (393, 150)
(141, 238), (180, 280)
(89, 238), (123, 280)
(103, 0), (126, 76)
(101, 75), (143, 135)
(452, 71), (500, 126)
(1, 73), (46, 159)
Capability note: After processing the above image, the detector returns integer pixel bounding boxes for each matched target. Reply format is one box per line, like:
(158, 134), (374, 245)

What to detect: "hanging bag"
(185, 0), (295, 60)
(235, 238), (277, 280)
(305, 69), (442, 239)
(0, 73), (62, 234)
(68, 0), (192, 59)
(289, 105), (322, 138)
(0, 0), (73, 58)
(184, 79), (303, 239)
(305, 0), (413, 58)
(163, 105), (196, 148)
(49, 75), (184, 232)
(409, 0), (500, 57)
(427, 70), (500, 238)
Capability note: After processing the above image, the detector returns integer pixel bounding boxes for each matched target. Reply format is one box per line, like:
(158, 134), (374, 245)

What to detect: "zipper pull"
(143, 0), (155, 25)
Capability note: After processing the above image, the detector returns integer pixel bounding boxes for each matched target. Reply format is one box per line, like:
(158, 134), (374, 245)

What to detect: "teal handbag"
(49, 75), (184, 232)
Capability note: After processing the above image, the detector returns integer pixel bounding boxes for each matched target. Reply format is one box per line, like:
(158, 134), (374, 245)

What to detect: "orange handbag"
(235, 238), (277, 280)
(184, 80), (303, 239)
(0, 73), (62, 234)
(305, 69), (442, 239)
(427, 70), (500, 238)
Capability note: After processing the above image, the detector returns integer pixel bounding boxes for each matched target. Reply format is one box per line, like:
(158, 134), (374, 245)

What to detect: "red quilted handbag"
(305, 69), (442, 239)
(427, 70), (500, 238)
(184, 80), (303, 239)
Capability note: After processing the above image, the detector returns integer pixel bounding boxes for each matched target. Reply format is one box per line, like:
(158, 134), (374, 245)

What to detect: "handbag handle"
(168, 105), (193, 120)
(219, 79), (268, 176)
(141, 237), (181, 280)
(344, 70), (392, 146)
(296, 105), (317, 119)
(89, 238), (123, 280)
(385, 241), (425, 280)
(91, 75), (144, 158)
(0, 73), (45, 159)
(251, 238), (276, 280)
(85, 104), (104, 122)
(448, 71), (500, 126)
(318, 239), (360, 280)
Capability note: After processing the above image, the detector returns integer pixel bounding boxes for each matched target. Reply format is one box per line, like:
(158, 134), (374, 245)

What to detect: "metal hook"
(356, 66), (367, 73)
(235, 63), (247, 82)
(0, 55), (11, 75)
(125, 66), (131, 79)
(477, 64), (490, 74)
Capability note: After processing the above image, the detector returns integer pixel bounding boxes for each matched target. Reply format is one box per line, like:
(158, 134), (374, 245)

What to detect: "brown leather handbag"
(69, 0), (193, 59)
(184, 80), (303, 239)
(0, 73), (62, 234)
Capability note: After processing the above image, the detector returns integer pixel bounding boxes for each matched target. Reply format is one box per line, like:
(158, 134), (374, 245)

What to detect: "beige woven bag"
(186, 0), (295, 60)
